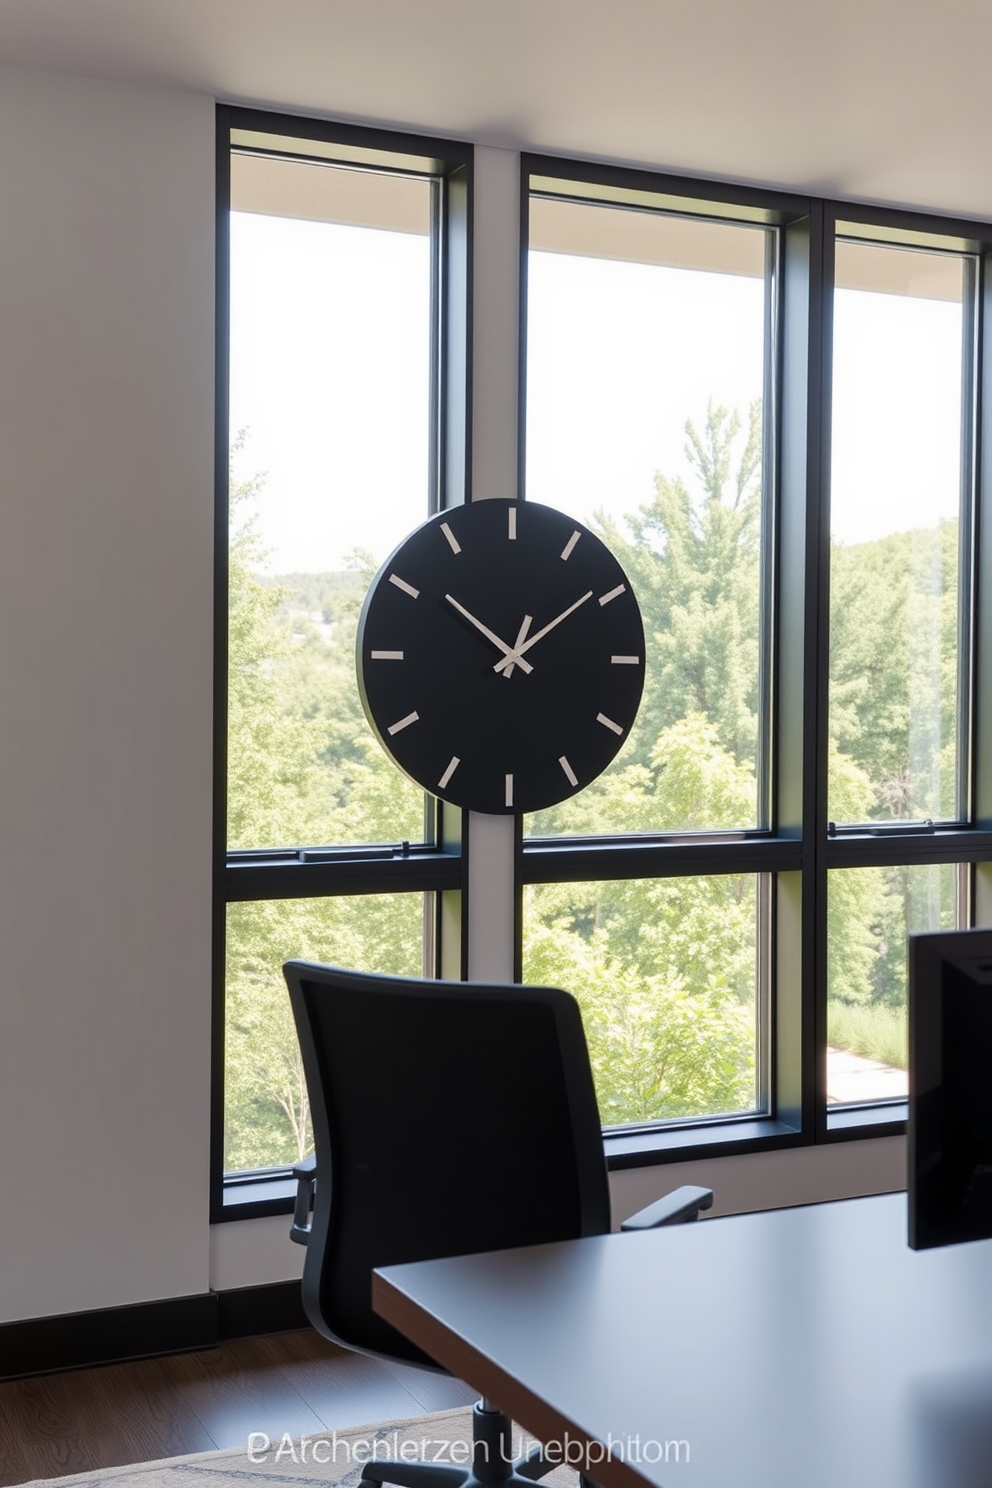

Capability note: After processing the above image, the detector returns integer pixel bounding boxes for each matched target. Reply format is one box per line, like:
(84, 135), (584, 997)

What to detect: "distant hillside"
(260, 570), (368, 620)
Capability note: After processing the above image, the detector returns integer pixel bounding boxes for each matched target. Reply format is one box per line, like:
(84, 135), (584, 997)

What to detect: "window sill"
(826, 1100), (907, 1137)
(215, 1171), (297, 1222)
(603, 1116), (801, 1170)
(216, 1106), (909, 1219)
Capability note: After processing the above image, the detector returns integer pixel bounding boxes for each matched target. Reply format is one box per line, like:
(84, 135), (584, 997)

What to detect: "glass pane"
(228, 152), (433, 850)
(826, 862), (957, 1103)
(225, 892), (429, 1172)
(522, 875), (760, 1125)
(524, 194), (771, 837)
(829, 240), (967, 824)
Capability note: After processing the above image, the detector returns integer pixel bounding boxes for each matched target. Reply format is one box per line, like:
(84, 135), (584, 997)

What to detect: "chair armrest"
(620, 1185), (714, 1229)
(290, 1153), (317, 1245)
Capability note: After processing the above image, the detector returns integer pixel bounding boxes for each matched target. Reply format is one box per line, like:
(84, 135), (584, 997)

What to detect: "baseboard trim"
(217, 1279), (308, 1339)
(0, 1293), (219, 1381)
(0, 1281), (308, 1380)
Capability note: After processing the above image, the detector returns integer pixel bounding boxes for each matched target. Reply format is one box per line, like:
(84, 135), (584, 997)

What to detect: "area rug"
(19, 1406), (580, 1488)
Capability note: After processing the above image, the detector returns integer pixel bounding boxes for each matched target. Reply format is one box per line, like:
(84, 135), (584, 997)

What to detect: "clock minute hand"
(493, 590), (594, 673)
(445, 594), (535, 675)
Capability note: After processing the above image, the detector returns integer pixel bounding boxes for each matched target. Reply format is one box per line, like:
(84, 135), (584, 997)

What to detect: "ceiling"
(1, 0), (991, 221)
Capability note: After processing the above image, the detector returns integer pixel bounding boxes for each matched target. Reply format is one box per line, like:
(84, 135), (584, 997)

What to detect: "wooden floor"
(0, 1330), (476, 1488)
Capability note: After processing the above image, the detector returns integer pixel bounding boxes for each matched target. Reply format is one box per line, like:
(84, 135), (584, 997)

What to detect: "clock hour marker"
(559, 755), (578, 787)
(438, 755), (460, 789)
(440, 522), (461, 554)
(390, 574), (420, 599)
(505, 773), (514, 807)
(599, 583), (626, 606)
(371, 650), (404, 660)
(508, 508), (517, 540)
(560, 530), (581, 561)
(597, 712), (623, 736)
(611, 655), (639, 665)
(387, 710), (420, 736)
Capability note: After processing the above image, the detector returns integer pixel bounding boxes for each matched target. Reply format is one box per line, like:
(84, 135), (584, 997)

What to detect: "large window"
(517, 161), (992, 1156)
(521, 177), (776, 1126)
(215, 122), (992, 1213)
(525, 196), (772, 836)
(829, 237), (969, 830)
(215, 111), (469, 1209)
(824, 228), (978, 1102)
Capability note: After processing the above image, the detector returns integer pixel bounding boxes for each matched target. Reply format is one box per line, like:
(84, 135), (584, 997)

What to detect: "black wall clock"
(356, 499), (644, 815)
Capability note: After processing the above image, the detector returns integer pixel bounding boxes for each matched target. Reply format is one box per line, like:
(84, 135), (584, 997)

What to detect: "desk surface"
(374, 1195), (992, 1488)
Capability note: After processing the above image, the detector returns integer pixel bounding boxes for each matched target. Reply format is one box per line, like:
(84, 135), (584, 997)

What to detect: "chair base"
(360, 1469), (553, 1488)
(359, 1402), (559, 1488)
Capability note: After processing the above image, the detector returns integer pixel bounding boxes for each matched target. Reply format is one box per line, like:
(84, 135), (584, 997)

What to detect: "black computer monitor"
(908, 926), (992, 1250)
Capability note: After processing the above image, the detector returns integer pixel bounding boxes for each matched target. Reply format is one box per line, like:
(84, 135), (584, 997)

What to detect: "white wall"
(0, 60), (908, 1325)
(465, 145), (521, 986)
(210, 1139), (907, 1290)
(0, 63), (215, 1323)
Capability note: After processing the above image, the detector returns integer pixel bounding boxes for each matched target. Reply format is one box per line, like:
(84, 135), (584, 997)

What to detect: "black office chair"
(285, 962), (713, 1488)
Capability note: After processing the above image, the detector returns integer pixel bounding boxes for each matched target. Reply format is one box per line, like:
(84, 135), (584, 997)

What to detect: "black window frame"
(212, 107), (472, 1220)
(212, 122), (992, 1220)
(515, 156), (992, 1171)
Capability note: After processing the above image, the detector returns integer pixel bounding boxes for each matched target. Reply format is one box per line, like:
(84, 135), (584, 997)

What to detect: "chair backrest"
(284, 961), (613, 1366)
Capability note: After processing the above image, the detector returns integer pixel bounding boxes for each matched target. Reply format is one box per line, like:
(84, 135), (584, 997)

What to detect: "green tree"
(224, 472), (425, 1170)
(227, 471), (323, 850)
(617, 400), (763, 770)
(830, 520), (958, 822)
(828, 518), (960, 1039)
(225, 893), (424, 1171)
(523, 718), (759, 1123)
(532, 403), (763, 841)
(526, 918), (754, 1123)
(225, 399), (964, 1160)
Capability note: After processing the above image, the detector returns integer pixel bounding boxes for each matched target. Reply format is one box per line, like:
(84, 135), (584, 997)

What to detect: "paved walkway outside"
(826, 1046), (907, 1103)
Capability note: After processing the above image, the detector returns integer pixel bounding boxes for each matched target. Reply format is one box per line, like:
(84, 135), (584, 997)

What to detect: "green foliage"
(525, 914), (754, 1123)
(523, 717), (758, 1123)
(830, 519), (959, 821)
(264, 567), (367, 624)
(225, 893), (424, 1171)
(224, 398), (963, 1164)
(227, 473), (324, 850)
(228, 470), (423, 857)
(224, 468), (427, 1170)
(614, 401), (763, 773)
(827, 1001), (907, 1070)
(530, 404), (763, 839)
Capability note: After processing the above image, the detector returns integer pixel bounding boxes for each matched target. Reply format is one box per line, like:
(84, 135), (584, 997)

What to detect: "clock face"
(356, 500), (644, 815)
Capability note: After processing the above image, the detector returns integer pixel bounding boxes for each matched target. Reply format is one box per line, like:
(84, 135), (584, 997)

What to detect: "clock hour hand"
(444, 594), (535, 675)
(502, 614), (533, 680)
(493, 590), (594, 673)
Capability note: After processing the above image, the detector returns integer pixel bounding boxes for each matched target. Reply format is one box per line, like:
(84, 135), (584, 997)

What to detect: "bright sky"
(830, 288), (962, 544)
(524, 251), (765, 534)
(229, 213), (430, 575)
(229, 212), (966, 574)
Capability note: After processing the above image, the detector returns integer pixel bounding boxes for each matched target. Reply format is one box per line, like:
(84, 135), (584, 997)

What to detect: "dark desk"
(374, 1195), (992, 1488)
